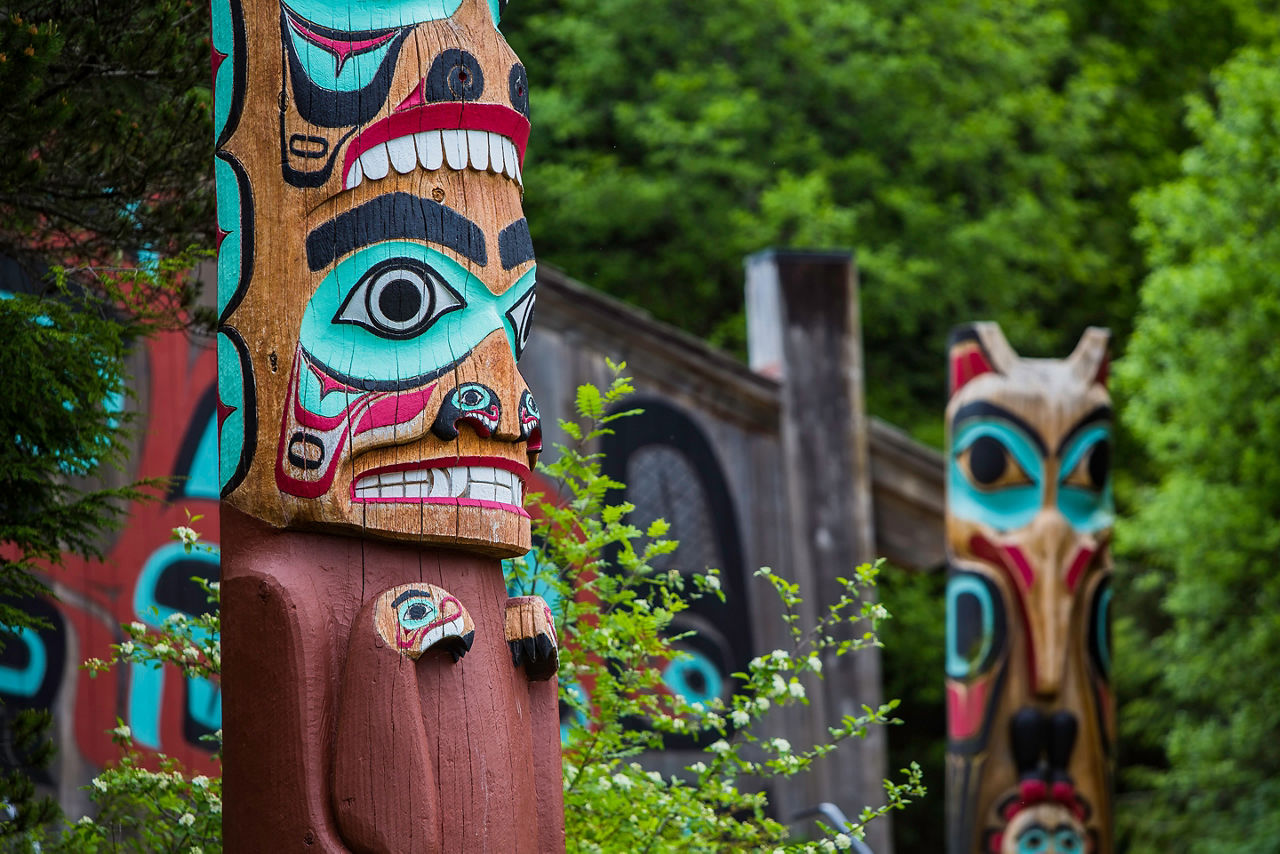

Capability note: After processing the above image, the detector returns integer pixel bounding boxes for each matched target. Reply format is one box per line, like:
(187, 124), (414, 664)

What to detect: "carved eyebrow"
(391, 588), (434, 608)
(306, 193), (487, 271)
(951, 401), (1048, 457)
(498, 218), (534, 270)
(1055, 405), (1112, 456)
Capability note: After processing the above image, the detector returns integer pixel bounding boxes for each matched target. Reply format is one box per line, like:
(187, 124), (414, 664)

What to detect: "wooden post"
(212, 0), (562, 848)
(745, 250), (889, 854)
(944, 323), (1114, 854)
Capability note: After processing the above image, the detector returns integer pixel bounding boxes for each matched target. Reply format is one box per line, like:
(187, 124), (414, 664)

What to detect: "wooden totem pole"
(944, 324), (1114, 854)
(211, 0), (563, 848)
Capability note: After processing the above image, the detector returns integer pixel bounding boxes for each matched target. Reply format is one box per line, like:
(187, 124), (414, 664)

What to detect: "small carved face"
(373, 583), (475, 660)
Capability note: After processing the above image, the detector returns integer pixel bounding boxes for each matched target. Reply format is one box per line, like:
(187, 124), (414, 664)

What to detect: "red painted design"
(946, 679), (991, 740)
(214, 225), (230, 253)
(1095, 352), (1110, 387)
(1064, 546), (1095, 593)
(285, 13), (398, 75)
(210, 46), (227, 79)
(970, 534), (1039, 691)
(950, 349), (995, 396)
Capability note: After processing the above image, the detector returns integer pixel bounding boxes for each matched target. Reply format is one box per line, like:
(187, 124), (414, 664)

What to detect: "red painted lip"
(341, 102), (531, 185)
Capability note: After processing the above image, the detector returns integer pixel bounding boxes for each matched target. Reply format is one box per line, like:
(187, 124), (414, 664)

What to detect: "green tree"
(504, 0), (1269, 442)
(1116, 43), (1280, 854)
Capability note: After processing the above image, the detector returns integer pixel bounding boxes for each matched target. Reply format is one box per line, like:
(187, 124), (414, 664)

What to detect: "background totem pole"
(944, 323), (1114, 854)
(212, 0), (563, 848)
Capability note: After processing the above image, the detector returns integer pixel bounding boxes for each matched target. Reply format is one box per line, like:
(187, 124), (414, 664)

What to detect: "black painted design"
(508, 63), (529, 118)
(287, 432), (325, 470)
(219, 325), (257, 498)
(288, 134), (329, 159)
(306, 194), (487, 271)
(951, 400), (1049, 457)
(215, 151), (254, 325)
(280, 9), (407, 128)
(424, 49), (484, 103)
(498, 218), (534, 271)
(214, 0), (248, 150)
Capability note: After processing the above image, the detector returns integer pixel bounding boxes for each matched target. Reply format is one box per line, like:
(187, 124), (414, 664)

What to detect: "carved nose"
(1023, 510), (1089, 699)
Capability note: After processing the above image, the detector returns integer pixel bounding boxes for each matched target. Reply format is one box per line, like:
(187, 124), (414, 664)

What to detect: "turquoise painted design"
(663, 651), (724, 707)
(945, 574), (995, 680)
(298, 243), (534, 395)
(486, 0), (502, 25)
(949, 419), (1043, 532)
(281, 0), (462, 35)
(185, 412), (221, 500)
(1057, 424), (1114, 534)
(215, 157), (243, 321)
(217, 330), (247, 493)
(130, 543), (221, 751)
(210, 0), (234, 139)
(396, 593), (439, 631)
(0, 628), (46, 698)
(1094, 585), (1112, 676)
(286, 27), (398, 93)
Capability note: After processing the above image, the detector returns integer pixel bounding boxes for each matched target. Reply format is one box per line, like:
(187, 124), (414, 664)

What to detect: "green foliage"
(1115, 43), (1280, 854)
(512, 362), (924, 851)
(0, 0), (213, 275)
(0, 709), (60, 838)
(504, 0), (1266, 442)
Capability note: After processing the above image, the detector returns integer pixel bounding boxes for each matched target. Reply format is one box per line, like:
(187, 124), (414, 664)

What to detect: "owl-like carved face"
(216, 0), (540, 554)
(372, 582), (475, 661)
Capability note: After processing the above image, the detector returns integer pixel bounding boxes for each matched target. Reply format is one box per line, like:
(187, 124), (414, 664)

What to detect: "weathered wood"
(213, 0), (563, 847)
(744, 250), (890, 854)
(944, 322), (1114, 854)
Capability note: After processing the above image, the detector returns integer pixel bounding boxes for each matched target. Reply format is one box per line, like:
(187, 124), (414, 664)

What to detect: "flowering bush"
(26, 366), (921, 852)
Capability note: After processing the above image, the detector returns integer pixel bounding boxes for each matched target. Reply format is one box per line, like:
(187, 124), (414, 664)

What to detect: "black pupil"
(378, 279), (423, 324)
(954, 592), (985, 666)
(1087, 439), (1110, 488)
(685, 667), (706, 694)
(406, 603), (428, 621)
(461, 390), (483, 407)
(968, 435), (1007, 485)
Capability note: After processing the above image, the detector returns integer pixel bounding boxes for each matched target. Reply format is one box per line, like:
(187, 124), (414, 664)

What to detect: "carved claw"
(505, 595), (558, 681)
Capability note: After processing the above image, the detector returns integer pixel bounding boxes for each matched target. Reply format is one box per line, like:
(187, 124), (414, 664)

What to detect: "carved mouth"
(352, 456), (529, 515)
(342, 103), (530, 191)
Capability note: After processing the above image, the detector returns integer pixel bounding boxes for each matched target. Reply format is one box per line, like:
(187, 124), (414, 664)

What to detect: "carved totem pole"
(212, 0), (562, 848)
(945, 324), (1114, 854)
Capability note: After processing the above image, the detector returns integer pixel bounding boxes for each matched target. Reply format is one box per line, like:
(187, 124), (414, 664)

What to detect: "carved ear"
(948, 322), (1016, 397)
(1068, 327), (1111, 388)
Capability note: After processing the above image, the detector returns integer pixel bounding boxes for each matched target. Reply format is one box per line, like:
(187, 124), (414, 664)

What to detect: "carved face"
(944, 323), (1114, 853)
(1001, 804), (1086, 854)
(372, 582), (475, 661)
(216, 0), (540, 554)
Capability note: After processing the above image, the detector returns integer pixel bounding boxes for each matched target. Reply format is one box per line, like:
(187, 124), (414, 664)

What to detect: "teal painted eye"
(397, 596), (438, 630)
(333, 258), (463, 340)
(945, 572), (1005, 680)
(1054, 828), (1084, 851)
(1057, 424), (1114, 533)
(949, 419), (1044, 531)
(1016, 825), (1050, 854)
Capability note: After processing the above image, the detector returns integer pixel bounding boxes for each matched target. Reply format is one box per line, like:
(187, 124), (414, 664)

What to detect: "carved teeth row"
(354, 465), (524, 506)
(346, 130), (522, 191)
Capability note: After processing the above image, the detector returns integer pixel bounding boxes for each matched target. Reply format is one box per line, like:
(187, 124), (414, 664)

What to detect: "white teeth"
(416, 130), (444, 170)
(489, 132), (506, 174)
(360, 143), (390, 180)
(344, 130), (523, 190)
(388, 135), (417, 174)
(467, 129), (490, 171)
(442, 129), (467, 170)
(345, 158), (364, 191)
(355, 466), (525, 506)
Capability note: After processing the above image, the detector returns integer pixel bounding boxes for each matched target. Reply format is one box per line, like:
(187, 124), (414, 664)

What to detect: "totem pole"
(944, 323), (1114, 854)
(211, 0), (562, 848)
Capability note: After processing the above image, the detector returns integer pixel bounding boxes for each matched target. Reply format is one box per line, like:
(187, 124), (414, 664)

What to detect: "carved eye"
(1016, 825), (1050, 854)
(957, 435), (1033, 489)
(333, 259), (463, 339)
(508, 63), (530, 118)
(1063, 437), (1109, 491)
(397, 596), (437, 630)
(425, 49), (485, 102)
(505, 285), (536, 359)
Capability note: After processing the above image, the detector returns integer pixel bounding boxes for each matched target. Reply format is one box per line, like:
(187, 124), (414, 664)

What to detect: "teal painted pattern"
(215, 156), (245, 322)
(299, 242), (534, 397)
(286, 27), (398, 92)
(281, 0), (462, 34)
(945, 574), (996, 680)
(949, 419), (1043, 532)
(217, 330), (247, 493)
(1057, 424), (1114, 534)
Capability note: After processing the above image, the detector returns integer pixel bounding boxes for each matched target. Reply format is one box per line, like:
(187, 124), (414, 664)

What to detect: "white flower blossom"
(808, 654), (823, 673)
(789, 680), (807, 699)
(706, 575), (721, 591)
(750, 656), (765, 670)
(120, 641), (134, 655)
(598, 776), (612, 790)
(112, 724), (132, 739)
(633, 599), (649, 611)
(708, 739), (730, 754)
(92, 777), (108, 792)
(771, 674), (787, 696)
(184, 647), (200, 660)
(770, 649), (789, 662)
(834, 834), (853, 850)
(755, 697), (771, 713)
(689, 762), (707, 774)
(78, 816), (94, 826)
(730, 709), (750, 728)
(174, 526), (199, 546)
(191, 775), (210, 788)
(153, 643), (172, 656)
(178, 812), (195, 827)
(819, 840), (836, 853)
(129, 621), (147, 635)
(770, 738), (791, 754)
(612, 773), (633, 790)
